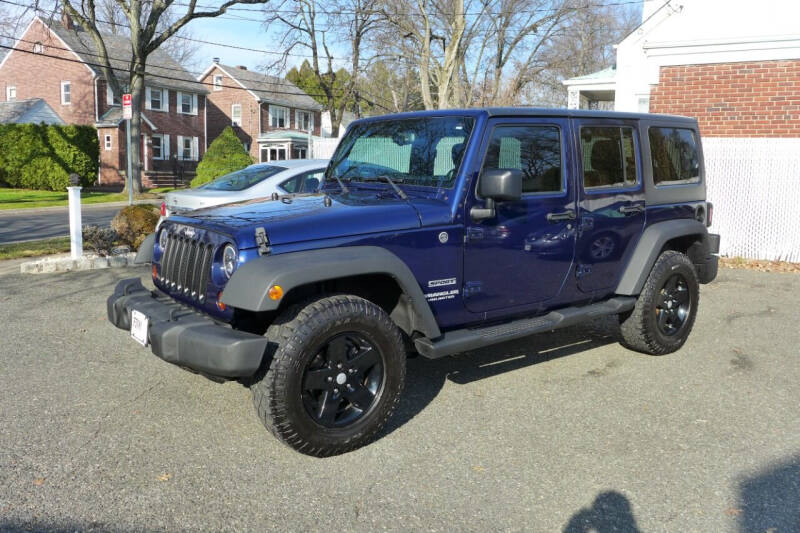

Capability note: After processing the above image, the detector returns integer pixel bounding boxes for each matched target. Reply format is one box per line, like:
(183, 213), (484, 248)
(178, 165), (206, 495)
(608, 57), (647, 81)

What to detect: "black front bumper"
(107, 278), (268, 378)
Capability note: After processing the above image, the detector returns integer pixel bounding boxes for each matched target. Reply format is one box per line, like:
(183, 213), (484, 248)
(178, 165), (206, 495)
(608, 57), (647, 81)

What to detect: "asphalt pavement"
(0, 202), (157, 244)
(0, 265), (798, 532)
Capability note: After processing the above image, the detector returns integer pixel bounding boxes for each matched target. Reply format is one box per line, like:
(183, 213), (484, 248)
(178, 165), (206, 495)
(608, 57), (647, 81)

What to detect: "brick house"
(562, 0), (800, 262)
(199, 61), (323, 163)
(0, 14), (208, 187)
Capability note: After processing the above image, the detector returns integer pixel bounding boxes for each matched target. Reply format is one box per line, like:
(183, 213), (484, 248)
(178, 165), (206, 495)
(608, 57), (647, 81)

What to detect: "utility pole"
(123, 93), (133, 205)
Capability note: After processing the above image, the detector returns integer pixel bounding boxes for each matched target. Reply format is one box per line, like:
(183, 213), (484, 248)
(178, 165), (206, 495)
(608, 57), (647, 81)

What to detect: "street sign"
(122, 93), (132, 119)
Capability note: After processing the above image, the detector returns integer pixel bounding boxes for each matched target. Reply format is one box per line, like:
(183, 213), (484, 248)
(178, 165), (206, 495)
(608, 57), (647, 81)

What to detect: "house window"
(33, 42), (43, 54)
(146, 87), (166, 111)
(269, 105), (288, 128)
(61, 81), (71, 105)
(296, 110), (313, 131)
(177, 136), (198, 160)
(177, 92), (196, 114)
(104, 134), (112, 151)
(151, 135), (163, 160)
(292, 145), (307, 159)
(213, 75), (223, 91)
(6, 86), (16, 101)
(106, 85), (120, 106)
(649, 127), (701, 186)
(231, 103), (242, 126)
(580, 126), (639, 190)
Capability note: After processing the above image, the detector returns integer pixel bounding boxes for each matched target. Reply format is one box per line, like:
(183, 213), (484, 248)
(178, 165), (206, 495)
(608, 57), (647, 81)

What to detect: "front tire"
(251, 295), (406, 457)
(619, 250), (699, 355)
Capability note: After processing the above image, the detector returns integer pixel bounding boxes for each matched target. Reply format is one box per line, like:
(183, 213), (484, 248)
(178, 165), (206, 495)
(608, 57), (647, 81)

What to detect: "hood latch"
(255, 227), (271, 256)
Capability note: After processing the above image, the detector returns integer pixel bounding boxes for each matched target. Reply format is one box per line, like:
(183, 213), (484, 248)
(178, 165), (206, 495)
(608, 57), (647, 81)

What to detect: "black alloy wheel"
(655, 273), (692, 336)
(301, 332), (384, 428)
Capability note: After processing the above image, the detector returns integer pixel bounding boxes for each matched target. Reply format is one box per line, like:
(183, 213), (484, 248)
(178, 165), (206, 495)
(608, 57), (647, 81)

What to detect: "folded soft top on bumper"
(107, 278), (268, 378)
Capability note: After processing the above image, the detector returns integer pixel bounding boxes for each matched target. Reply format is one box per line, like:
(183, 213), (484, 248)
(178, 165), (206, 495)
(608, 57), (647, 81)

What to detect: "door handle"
(618, 204), (645, 215)
(546, 209), (577, 223)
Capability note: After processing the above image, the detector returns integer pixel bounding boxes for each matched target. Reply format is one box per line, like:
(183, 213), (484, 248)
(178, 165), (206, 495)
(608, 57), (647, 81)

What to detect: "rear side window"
(649, 127), (701, 185)
(483, 125), (562, 194)
(580, 126), (638, 190)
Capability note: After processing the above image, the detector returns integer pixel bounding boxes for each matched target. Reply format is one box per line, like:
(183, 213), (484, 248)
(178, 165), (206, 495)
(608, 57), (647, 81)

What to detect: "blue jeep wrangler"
(108, 109), (719, 456)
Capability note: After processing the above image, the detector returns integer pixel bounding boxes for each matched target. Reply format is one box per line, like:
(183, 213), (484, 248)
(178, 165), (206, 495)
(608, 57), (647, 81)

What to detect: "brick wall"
(650, 60), (800, 137)
(0, 18), (96, 124)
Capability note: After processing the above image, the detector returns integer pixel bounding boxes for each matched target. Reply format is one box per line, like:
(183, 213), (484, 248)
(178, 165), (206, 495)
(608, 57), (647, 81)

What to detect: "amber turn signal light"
(216, 291), (226, 311)
(152, 264), (158, 279)
(268, 285), (284, 300)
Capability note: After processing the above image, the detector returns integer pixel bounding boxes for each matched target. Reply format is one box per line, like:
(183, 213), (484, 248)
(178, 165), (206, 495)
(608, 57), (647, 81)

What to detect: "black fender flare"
(134, 233), (155, 264)
(220, 246), (442, 339)
(616, 219), (709, 295)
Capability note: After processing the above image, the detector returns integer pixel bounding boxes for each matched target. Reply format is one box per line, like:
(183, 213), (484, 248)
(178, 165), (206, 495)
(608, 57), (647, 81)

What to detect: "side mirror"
(471, 169), (523, 221)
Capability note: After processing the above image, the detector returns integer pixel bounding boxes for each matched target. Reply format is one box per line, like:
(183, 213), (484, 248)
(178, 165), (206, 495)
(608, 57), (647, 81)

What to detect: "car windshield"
(200, 165), (287, 191)
(326, 116), (474, 188)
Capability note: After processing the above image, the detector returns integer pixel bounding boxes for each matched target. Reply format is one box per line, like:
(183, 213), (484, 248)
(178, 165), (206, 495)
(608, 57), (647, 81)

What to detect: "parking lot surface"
(1, 266), (798, 532)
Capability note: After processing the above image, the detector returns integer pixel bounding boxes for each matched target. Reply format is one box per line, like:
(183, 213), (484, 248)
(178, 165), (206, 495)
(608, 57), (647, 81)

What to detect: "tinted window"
(201, 165), (286, 191)
(329, 117), (474, 187)
(301, 170), (324, 192)
(580, 126), (638, 189)
(280, 175), (302, 193)
(483, 125), (562, 194)
(649, 127), (700, 185)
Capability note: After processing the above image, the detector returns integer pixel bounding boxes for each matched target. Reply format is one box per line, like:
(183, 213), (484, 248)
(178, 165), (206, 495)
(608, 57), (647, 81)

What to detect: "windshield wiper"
(362, 175), (408, 200)
(330, 173), (350, 194)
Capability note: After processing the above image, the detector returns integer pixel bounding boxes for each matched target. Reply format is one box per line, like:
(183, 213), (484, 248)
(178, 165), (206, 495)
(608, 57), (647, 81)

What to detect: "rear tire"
(250, 294), (406, 457)
(619, 250), (699, 355)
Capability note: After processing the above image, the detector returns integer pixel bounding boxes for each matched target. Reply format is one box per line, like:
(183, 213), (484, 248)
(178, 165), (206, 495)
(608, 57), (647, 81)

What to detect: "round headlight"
(222, 244), (237, 278)
(158, 229), (169, 250)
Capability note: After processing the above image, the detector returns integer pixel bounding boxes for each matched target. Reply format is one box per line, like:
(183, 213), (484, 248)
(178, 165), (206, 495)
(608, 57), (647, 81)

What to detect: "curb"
(20, 252), (140, 274)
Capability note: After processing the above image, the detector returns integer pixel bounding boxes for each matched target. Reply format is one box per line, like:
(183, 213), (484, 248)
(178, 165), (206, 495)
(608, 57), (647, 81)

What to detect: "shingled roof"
(0, 98), (64, 124)
(211, 63), (322, 111)
(45, 19), (207, 94)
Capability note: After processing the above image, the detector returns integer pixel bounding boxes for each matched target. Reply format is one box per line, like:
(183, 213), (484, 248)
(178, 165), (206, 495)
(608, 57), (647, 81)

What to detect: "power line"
(0, 42), (394, 110)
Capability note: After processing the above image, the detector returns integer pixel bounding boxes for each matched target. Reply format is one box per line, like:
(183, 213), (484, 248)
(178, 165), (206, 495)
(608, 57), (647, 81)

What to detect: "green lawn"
(0, 189), (130, 210)
(0, 237), (71, 260)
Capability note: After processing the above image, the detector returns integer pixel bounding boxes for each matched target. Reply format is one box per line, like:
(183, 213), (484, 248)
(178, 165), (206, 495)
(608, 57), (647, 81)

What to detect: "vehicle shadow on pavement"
(383, 316), (620, 438)
(737, 453), (800, 532)
(563, 491), (642, 533)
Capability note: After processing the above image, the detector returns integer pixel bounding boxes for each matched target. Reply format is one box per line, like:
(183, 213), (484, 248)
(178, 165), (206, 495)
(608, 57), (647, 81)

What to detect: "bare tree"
(60, 0), (269, 193)
(266, 0), (379, 136)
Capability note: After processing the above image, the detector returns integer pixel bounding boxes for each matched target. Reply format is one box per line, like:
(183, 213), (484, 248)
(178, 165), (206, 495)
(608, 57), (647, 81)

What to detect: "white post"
(67, 186), (83, 259)
(307, 127), (313, 159)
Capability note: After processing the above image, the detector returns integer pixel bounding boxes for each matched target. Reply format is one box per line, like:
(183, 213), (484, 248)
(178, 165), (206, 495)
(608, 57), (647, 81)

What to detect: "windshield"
(200, 165), (287, 191)
(327, 116), (474, 188)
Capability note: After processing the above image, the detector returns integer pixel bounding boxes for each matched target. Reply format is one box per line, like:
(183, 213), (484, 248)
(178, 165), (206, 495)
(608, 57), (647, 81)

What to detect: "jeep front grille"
(160, 233), (213, 301)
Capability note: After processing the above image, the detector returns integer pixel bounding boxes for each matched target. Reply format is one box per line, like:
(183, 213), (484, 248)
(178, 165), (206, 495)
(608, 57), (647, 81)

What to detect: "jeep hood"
(167, 192), (451, 248)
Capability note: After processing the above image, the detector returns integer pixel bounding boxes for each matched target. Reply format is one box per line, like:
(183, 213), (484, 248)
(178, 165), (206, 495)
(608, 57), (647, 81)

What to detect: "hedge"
(0, 123), (99, 191)
(191, 126), (253, 188)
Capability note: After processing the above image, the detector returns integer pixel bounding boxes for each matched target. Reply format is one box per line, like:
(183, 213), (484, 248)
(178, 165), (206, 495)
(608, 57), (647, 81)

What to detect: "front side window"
(482, 124), (563, 194)
(328, 116), (474, 188)
(270, 105), (288, 128)
(292, 145), (307, 159)
(201, 165), (287, 191)
(231, 103), (242, 126)
(649, 127), (701, 185)
(61, 81), (71, 105)
(6, 86), (16, 101)
(148, 87), (164, 111)
(151, 135), (163, 159)
(106, 85), (120, 106)
(181, 137), (192, 159)
(104, 134), (112, 150)
(580, 126), (638, 190)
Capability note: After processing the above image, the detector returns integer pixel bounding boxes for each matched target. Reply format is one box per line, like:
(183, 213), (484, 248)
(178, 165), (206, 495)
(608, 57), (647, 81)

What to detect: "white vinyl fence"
(312, 137), (341, 160)
(703, 137), (800, 262)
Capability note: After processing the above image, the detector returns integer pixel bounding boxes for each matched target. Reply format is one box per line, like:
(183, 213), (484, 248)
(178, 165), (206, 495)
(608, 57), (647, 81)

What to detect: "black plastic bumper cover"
(697, 233), (720, 284)
(107, 278), (268, 378)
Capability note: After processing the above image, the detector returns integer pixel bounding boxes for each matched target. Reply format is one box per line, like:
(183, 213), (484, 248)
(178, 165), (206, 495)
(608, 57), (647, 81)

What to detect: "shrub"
(111, 205), (159, 249)
(0, 124), (99, 190)
(191, 126), (253, 187)
(82, 225), (119, 256)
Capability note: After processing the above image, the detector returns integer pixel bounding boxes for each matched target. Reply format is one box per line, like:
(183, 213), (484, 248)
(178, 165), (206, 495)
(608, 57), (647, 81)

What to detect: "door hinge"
(576, 264), (592, 278)
(255, 227), (271, 256)
(465, 227), (485, 242)
(463, 281), (483, 297)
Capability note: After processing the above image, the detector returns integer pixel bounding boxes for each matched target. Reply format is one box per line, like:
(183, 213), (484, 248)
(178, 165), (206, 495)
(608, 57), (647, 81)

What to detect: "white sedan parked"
(161, 159), (329, 217)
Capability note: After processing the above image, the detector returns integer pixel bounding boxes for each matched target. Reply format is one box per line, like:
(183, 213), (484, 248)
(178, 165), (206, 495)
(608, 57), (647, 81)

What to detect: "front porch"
(563, 66), (617, 110)
(257, 131), (313, 162)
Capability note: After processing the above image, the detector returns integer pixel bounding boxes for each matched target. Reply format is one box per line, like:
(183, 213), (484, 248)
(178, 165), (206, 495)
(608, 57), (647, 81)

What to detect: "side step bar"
(414, 297), (636, 359)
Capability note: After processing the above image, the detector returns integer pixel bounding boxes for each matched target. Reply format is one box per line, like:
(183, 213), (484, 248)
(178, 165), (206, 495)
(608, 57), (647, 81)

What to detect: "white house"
(563, 0), (800, 261)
